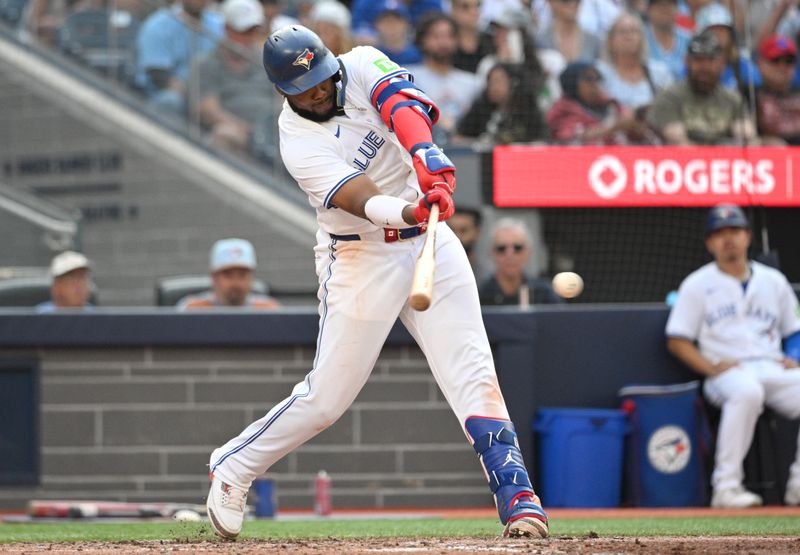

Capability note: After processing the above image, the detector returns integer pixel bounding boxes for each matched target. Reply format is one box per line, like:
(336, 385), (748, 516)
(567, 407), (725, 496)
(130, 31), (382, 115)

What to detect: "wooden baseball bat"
(409, 203), (439, 311)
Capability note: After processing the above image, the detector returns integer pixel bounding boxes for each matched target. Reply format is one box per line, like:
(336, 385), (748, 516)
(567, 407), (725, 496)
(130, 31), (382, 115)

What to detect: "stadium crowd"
(5, 0), (799, 161)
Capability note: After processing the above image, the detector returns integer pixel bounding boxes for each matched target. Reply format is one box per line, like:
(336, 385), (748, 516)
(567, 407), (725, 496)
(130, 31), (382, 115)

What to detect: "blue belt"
(331, 226), (425, 243)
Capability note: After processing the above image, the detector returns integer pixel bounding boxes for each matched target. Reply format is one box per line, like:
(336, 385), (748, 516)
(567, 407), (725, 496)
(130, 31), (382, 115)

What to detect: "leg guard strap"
(488, 468), (533, 494)
(466, 417), (544, 525)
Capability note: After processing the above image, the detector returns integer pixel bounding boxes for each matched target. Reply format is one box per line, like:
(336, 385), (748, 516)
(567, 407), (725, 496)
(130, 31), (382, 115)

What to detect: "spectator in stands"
(626, 0), (647, 15)
(478, 218), (562, 306)
(755, 35), (800, 145)
(475, 5), (546, 82)
(755, 0), (800, 88)
(694, 3), (759, 93)
(447, 207), (484, 279)
(24, 0), (99, 46)
(647, 32), (758, 145)
(531, 0), (623, 37)
(350, 0), (444, 45)
(644, 0), (691, 79)
(756, 0), (800, 47)
(289, 0), (317, 27)
(407, 12), (482, 144)
(191, 0), (278, 159)
(135, 0), (224, 114)
(178, 238), (280, 309)
(534, 0), (603, 63)
(451, 0), (494, 73)
(454, 62), (548, 148)
(597, 11), (674, 111)
(309, 1), (353, 56)
(674, 0), (713, 32)
(261, 0), (298, 33)
(37, 251), (94, 313)
(665, 204), (800, 509)
(547, 61), (655, 144)
(374, 2), (422, 65)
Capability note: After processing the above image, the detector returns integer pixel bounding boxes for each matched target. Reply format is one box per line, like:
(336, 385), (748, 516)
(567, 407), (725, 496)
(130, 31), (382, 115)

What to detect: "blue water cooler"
(534, 408), (628, 507)
(618, 381), (710, 507)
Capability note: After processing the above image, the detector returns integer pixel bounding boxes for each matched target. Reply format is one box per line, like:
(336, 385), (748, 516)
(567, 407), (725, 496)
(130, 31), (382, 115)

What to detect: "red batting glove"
(412, 143), (456, 194)
(413, 189), (455, 224)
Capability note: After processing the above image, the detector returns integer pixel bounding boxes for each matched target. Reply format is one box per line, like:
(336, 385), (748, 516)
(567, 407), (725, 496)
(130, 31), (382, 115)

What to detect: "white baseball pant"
(210, 225), (510, 488)
(703, 360), (800, 491)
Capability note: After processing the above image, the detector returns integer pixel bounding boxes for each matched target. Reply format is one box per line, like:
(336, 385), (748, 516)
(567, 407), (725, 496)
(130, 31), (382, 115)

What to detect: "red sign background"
(493, 146), (800, 207)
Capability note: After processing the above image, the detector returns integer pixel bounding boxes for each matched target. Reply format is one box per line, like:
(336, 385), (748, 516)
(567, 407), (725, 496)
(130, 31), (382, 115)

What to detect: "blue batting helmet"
(705, 204), (749, 236)
(262, 25), (340, 95)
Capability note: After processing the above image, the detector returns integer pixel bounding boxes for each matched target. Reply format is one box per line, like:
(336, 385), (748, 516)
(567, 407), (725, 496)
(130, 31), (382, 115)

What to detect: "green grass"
(1, 516), (799, 543)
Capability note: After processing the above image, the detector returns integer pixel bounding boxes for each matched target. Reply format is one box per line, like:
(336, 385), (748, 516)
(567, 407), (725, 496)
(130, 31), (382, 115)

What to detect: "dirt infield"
(3, 507), (800, 554)
(3, 536), (800, 554)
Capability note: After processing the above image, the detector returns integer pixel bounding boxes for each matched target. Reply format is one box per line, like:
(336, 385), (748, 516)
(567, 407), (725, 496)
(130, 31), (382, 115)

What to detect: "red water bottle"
(314, 470), (332, 516)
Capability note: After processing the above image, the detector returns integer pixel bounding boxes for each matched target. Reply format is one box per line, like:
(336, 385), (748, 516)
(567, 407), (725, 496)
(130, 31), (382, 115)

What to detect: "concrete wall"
(0, 335), (487, 511)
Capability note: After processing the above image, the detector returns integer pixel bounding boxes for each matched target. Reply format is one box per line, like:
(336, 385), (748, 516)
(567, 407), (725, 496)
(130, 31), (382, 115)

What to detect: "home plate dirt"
(3, 536), (800, 554)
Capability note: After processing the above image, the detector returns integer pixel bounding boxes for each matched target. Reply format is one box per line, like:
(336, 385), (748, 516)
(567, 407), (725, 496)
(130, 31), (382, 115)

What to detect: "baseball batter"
(205, 25), (548, 539)
(666, 204), (800, 508)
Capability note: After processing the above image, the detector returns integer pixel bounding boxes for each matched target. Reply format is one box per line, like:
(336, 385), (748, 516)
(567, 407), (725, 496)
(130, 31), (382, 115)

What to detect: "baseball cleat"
(504, 515), (550, 538)
(206, 475), (248, 540)
(785, 483), (800, 506)
(503, 495), (549, 538)
(710, 486), (763, 509)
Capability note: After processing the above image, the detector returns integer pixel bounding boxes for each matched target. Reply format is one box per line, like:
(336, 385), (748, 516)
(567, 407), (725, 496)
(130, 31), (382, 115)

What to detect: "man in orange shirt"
(178, 238), (280, 309)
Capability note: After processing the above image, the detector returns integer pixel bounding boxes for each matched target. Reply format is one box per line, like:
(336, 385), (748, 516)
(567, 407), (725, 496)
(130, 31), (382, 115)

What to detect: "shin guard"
(465, 417), (547, 526)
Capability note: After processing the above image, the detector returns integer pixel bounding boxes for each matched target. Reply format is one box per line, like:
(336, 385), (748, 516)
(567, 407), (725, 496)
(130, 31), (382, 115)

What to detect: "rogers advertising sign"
(493, 146), (800, 207)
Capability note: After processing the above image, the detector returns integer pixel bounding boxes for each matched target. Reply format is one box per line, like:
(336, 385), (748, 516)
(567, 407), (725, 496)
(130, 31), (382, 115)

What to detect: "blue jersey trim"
(324, 171), (362, 209)
(211, 240), (339, 474)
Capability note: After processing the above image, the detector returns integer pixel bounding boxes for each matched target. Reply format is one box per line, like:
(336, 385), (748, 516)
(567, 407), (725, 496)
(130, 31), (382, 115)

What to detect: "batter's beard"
(288, 96), (338, 122)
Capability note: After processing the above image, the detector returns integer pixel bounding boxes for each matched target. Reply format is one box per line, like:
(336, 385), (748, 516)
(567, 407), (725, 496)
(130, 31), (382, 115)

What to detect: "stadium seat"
(0, 276), (52, 307)
(58, 9), (140, 83)
(155, 275), (269, 307)
(0, 275), (99, 307)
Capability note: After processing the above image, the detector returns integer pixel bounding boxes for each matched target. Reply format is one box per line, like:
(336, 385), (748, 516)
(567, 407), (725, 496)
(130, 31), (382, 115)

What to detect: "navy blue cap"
(705, 204), (749, 236)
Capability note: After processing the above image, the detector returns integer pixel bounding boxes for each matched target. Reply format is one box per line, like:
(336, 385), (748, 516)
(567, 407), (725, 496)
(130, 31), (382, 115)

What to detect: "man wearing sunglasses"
(755, 35), (800, 145)
(478, 218), (563, 306)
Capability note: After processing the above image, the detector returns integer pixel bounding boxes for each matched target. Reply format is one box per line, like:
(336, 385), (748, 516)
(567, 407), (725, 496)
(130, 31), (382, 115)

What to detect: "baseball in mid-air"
(173, 509), (202, 522)
(552, 272), (584, 299)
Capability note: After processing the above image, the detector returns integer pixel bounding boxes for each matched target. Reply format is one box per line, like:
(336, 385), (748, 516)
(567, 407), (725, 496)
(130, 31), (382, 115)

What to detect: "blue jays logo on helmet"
(293, 48), (315, 70)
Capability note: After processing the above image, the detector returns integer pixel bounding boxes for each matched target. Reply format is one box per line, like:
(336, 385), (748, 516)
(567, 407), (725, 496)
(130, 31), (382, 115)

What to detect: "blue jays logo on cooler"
(293, 49), (315, 70)
(647, 425), (691, 474)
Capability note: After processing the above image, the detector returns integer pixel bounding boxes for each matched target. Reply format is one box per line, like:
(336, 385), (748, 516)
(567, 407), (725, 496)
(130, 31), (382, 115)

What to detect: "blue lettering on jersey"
(352, 131), (385, 171)
(745, 304), (777, 328)
(705, 303), (736, 327)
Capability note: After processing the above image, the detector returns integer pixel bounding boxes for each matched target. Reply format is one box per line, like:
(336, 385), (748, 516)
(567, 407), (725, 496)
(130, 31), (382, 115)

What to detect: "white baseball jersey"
(666, 261), (800, 364)
(210, 45), (513, 498)
(279, 46), (421, 236)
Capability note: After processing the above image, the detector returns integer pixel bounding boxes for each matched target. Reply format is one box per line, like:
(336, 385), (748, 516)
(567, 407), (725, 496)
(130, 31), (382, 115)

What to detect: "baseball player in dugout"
(205, 25), (548, 540)
(666, 204), (800, 509)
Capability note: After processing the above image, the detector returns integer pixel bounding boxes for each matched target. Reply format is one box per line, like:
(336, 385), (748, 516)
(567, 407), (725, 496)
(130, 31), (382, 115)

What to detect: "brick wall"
(0, 344), (490, 511)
